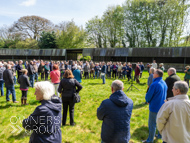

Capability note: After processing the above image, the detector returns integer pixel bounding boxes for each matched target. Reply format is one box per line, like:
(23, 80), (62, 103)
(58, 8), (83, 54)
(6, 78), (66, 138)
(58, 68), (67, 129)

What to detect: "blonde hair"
(21, 69), (28, 74)
(34, 81), (55, 100)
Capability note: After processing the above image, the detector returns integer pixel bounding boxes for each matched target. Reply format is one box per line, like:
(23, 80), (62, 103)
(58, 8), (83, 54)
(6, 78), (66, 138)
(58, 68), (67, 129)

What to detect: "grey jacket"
(3, 69), (14, 87)
(18, 75), (31, 89)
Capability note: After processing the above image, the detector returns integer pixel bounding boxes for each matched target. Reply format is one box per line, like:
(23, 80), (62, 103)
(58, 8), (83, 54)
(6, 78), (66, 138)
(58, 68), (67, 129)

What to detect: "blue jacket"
(23, 96), (62, 143)
(139, 64), (144, 72)
(145, 77), (167, 113)
(94, 66), (100, 72)
(73, 69), (82, 83)
(101, 65), (106, 73)
(97, 90), (133, 143)
(111, 65), (118, 72)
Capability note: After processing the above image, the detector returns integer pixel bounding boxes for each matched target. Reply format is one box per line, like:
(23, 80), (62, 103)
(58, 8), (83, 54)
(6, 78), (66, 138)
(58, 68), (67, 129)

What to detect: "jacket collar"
(169, 73), (176, 77)
(153, 77), (162, 82)
(174, 94), (189, 100)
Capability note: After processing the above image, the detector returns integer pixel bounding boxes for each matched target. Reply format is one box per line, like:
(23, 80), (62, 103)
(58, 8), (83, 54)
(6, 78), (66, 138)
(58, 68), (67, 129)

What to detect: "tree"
(39, 31), (57, 49)
(16, 39), (39, 49)
(56, 21), (87, 49)
(9, 15), (53, 40)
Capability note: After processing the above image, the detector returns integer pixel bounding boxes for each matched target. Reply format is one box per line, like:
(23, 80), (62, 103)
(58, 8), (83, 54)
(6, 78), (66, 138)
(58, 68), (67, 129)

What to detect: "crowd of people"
(0, 59), (190, 143)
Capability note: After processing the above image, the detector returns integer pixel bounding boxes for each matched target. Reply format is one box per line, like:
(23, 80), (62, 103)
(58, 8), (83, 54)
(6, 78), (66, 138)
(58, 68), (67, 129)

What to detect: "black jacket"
(28, 64), (35, 75)
(58, 78), (82, 102)
(17, 64), (23, 76)
(165, 74), (181, 98)
(23, 96), (62, 143)
(18, 75), (31, 89)
(3, 69), (14, 87)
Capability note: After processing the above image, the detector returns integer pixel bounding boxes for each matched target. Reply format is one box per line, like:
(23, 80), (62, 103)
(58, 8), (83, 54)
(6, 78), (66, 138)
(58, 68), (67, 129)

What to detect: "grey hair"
(34, 81), (55, 100)
(150, 68), (155, 74)
(174, 81), (189, 94)
(168, 68), (176, 74)
(77, 66), (81, 70)
(111, 80), (124, 91)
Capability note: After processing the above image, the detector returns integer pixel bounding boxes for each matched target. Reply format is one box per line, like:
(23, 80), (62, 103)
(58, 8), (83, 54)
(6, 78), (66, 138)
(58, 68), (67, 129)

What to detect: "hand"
(185, 70), (187, 72)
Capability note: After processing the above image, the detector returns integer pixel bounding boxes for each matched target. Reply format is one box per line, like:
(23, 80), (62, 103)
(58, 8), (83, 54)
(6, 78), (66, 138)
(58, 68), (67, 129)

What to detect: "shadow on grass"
(133, 102), (147, 109)
(0, 104), (21, 109)
(8, 131), (30, 141)
(131, 126), (149, 142)
(87, 83), (102, 85)
(28, 100), (40, 105)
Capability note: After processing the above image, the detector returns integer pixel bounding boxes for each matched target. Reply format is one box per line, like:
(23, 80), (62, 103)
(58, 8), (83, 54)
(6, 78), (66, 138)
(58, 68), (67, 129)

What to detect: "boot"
(24, 99), (28, 105)
(21, 99), (24, 105)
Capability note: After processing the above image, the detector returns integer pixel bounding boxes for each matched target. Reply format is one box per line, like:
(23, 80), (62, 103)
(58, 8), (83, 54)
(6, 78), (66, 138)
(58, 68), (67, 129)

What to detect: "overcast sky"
(0, 0), (126, 28)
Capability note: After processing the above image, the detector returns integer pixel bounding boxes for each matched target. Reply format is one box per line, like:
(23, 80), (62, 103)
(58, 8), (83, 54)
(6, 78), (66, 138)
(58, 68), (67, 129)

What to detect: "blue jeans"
(6, 84), (16, 102)
(35, 73), (38, 82)
(13, 76), (17, 84)
(101, 74), (105, 84)
(146, 111), (161, 143)
(94, 71), (99, 79)
(29, 74), (35, 88)
(0, 80), (4, 96)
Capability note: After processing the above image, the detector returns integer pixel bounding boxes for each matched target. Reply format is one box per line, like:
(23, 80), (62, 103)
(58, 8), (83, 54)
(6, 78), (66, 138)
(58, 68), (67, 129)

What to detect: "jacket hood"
(110, 90), (129, 107)
(41, 95), (62, 113)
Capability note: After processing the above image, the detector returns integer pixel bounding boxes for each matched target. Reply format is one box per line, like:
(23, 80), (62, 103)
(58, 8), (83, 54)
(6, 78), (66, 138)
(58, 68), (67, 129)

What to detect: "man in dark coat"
(165, 68), (180, 99)
(3, 64), (18, 103)
(27, 61), (35, 88)
(97, 80), (133, 143)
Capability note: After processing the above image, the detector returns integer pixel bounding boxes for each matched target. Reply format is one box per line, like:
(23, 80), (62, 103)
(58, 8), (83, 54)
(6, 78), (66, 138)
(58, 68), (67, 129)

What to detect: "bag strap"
(53, 71), (59, 78)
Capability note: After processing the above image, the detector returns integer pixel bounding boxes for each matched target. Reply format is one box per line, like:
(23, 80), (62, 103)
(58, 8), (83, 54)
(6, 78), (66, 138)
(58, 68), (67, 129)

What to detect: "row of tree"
(0, 0), (190, 49)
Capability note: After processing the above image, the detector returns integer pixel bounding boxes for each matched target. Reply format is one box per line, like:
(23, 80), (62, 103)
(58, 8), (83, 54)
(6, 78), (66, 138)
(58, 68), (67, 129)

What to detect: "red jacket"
(50, 70), (60, 84)
(135, 67), (140, 76)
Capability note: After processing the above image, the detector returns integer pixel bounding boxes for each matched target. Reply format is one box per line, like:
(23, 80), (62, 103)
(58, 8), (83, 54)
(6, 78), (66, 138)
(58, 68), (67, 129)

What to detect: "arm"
(97, 100), (106, 120)
(156, 102), (172, 134)
(26, 77), (31, 87)
(58, 80), (63, 93)
(75, 79), (82, 93)
(145, 84), (156, 103)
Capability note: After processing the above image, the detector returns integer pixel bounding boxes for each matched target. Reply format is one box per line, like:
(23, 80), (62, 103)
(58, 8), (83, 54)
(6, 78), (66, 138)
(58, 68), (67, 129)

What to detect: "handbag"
(72, 79), (81, 103)
(73, 92), (80, 103)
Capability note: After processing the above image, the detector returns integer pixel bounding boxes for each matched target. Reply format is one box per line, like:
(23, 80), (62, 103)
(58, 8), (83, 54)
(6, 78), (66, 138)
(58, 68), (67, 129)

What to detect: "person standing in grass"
(97, 80), (133, 143)
(50, 64), (60, 96)
(3, 64), (18, 103)
(184, 65), (190, 86)
(73, 66), (82, 83)
(18, 69), (31, 105)
(143, 69), (167, 143)
(27, 61), (35, 88)
(157, 81), (190, 143)
(165, 68), (180, 99)
(45, 62), (50, 80)
(58, 70), (82, 126)
(0, 63), (5, 96)
(101, 62), (106, 84)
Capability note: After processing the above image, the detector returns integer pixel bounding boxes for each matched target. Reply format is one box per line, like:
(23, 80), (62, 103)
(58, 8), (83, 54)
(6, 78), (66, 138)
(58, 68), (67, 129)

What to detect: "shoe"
(70, 123), (75, 126)
(142, 140), (148, 143)
(13, 101), (19, 103)
(6, 100), (10, 102)
(155, 134), (162, 139)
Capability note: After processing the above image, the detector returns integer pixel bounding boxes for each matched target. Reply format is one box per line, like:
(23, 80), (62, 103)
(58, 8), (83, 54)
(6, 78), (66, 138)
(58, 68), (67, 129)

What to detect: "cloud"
(20, 0), (37, 7)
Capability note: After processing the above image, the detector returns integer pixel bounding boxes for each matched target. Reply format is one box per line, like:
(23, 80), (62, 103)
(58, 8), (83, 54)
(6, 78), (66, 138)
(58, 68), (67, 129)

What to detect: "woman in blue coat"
(73, 66), (82, 83)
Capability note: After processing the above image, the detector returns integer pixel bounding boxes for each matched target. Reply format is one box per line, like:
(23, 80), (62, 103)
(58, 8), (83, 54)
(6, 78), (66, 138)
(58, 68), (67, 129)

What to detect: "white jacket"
(157, 94), (190, 143)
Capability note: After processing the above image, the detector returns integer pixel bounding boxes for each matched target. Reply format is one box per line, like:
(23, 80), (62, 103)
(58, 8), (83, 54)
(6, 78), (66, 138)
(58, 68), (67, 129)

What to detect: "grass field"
(0, 71), (189, 143)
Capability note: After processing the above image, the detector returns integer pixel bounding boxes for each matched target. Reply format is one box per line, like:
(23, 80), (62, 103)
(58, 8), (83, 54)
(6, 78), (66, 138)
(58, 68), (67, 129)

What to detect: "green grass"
(0, 71), (189, 143)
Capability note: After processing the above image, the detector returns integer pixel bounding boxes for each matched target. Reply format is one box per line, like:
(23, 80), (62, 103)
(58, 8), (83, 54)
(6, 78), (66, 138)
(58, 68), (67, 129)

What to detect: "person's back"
(165, 73), (180, 98)
(0, 67), (5, 80)
(3, 68), (13, 86)
(18, 74), (30, 89)
(97, 80), (133, 143)
(73, 69), (81, 83)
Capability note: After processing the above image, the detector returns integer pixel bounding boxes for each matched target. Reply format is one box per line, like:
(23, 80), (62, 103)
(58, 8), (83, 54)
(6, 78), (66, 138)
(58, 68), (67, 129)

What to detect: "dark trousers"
(41, 72), (45, 80)
(62, 101), (75, 125)
(0, 80), (4, 96)
(113, 71), (117, 79)
(84, 72), (89, 79)
(45, 73), (49, 80)
(21, 90), (28, 99)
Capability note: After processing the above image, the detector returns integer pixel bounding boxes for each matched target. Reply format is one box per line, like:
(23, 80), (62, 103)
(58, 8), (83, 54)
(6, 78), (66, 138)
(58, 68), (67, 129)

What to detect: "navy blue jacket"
(94, 66), (100, 72)
(101, 65), (106, 73)
(23, 96), (62, 143)
(139, 64), (144, 72)
(145, 77), (167, 113)
(97, 90), (133, 143)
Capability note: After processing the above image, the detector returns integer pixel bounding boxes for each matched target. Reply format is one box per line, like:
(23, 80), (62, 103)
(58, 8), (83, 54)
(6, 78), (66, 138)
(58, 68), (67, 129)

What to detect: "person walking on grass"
(97, 80), (133, 143)
(18, 69), (31, 105)
(184, 65), (190, 86)
(3, 64), (18, 103)
(142, 69), (167, 143)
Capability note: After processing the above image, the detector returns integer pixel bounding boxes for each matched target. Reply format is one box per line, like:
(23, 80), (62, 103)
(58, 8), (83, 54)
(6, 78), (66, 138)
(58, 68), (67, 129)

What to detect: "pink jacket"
(50, 70), (60, 84)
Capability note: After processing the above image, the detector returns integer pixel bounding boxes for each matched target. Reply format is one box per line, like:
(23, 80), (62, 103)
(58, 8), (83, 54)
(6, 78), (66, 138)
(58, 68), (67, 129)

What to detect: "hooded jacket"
(23, 96), (62, 143)
(97, 90), (133, 143)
